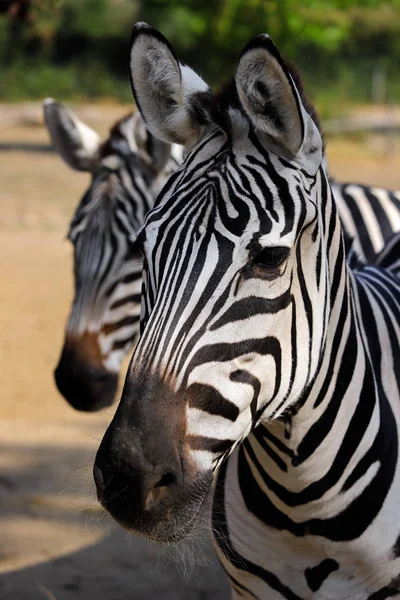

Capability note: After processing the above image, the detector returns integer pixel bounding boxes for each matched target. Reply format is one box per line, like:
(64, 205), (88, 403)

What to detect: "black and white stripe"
(44, 101), (180, 377)
(332, 178), (400, 263)
(105, 24), (400, 598)
(45, 100), (399, 400)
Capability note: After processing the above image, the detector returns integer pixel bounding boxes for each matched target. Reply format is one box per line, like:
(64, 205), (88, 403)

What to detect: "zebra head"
(44, 99), (179, 411)
(95, 24), (332, 541)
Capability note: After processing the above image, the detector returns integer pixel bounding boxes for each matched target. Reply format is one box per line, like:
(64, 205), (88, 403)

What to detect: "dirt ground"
(1, 103), (400, 600)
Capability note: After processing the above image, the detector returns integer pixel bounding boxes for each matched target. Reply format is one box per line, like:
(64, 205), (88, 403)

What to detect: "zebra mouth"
(98, 470), (214, 544)
(145, 485), (213, 543)
(54, 342), (119, 412)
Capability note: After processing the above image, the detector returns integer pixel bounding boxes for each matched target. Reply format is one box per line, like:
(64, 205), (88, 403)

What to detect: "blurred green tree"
(0, 0), (400, 109)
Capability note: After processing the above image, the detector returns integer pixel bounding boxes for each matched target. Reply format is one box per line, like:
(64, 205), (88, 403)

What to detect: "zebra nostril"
(140, 471), (178, 512)
(93, 465), (106, 500)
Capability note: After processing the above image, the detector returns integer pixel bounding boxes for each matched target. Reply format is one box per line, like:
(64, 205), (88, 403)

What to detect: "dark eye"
(252, 246), (289, 269)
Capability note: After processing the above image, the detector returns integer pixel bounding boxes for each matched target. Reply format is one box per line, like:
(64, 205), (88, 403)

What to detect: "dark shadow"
(0, 432), (230, 600)
(0, 527), (230, 600)
(0, 143), (54, 153)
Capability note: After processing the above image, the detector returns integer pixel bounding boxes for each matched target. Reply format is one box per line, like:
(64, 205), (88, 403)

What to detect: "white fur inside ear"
(180, 64), (209, 100)
(130, 33), (210, 147)
(43, 99), (100, 171)
(130, 35), (183, 141)
(73, 116), (101, 157)
(119, 113), (140, 153)
(135, 36), (182, 102)
(236, 47), (304, 155)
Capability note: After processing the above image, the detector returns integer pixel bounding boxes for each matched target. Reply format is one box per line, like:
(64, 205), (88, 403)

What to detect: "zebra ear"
(235, 35), (322, 172)
(43, 98), (101, 171)
(132, 111), (173, 174)
(129, 22), (211, 148)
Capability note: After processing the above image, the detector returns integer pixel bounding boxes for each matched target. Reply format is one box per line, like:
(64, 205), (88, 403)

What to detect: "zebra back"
(332, 178), (400, 263)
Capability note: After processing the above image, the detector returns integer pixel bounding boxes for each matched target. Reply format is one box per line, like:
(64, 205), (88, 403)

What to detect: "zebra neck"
(237, 261), (398, 540)
(252, 251), (381, 488)
(254, 273), (389, 507)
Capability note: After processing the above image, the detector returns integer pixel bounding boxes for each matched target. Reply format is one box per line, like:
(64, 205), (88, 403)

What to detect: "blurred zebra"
(95, 24), (400, 599)
(332, 178), (400, 262)
(44, 99), (180, 411)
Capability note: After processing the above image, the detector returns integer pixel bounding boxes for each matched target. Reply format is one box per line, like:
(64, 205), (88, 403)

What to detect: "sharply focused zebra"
(44, 99), (180, 410)
(94, 23), (400, 599)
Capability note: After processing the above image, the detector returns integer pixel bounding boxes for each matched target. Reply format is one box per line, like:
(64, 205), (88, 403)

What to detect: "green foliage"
(0, 60), (133, 102)
(0, 0), (137, 100)
(0, 0), (400, 112)
(138, 0), (400, 112)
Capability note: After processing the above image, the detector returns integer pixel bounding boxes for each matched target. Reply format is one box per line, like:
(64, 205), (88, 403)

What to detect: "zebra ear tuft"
(235, 35), (322, 171)
(129, 23), (211, 148)
(43, 98), (101, 171)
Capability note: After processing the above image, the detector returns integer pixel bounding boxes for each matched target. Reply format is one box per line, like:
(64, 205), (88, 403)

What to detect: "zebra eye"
(252, 246), (289, 269)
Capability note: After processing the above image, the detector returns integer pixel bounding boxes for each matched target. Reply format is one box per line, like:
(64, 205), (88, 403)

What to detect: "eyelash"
(252, 246), (289, 269)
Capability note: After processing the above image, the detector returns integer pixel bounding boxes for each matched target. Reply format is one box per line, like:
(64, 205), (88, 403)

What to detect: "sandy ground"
(0, 420), (228, 600)
(0, 108), (230, 600)
(1, 103), (400, 599)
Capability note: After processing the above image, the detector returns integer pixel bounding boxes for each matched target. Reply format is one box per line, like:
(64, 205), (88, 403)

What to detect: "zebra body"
(332, 179), (400, 263)
(44, 99), (180, 410)
(94, 24), (400, 599)
(214, 256), (400, 598)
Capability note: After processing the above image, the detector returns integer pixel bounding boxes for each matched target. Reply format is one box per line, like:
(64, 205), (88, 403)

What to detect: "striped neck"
(238, 208), (397, 540)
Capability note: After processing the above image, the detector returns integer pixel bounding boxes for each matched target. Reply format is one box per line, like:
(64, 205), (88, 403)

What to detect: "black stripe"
(187, 383), (239, 421)
(212, 459), (305, 600)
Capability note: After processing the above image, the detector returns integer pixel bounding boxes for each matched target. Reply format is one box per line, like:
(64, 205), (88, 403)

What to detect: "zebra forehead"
(143, 163), (295, 239)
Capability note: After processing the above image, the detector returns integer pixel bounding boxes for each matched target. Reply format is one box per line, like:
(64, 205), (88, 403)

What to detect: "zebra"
(332, 178), (400, 263)
(45, 110), (400, 414)
(44, 99), (180, 411)
(94, 23), (400, 599)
